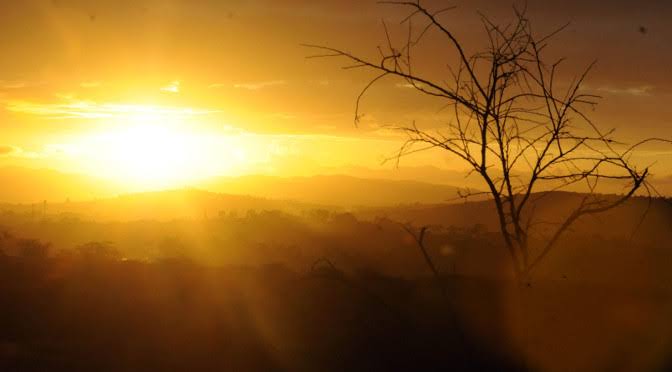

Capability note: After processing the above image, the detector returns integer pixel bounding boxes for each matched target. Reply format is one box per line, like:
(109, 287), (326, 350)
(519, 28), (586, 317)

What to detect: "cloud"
(595, 85), (653, 97)
(0, 145), (20, 156)
(0, 80), (44, 90)
(6, 100), (220, 119)
(309, 79), (330, 86)
(395, 82), (427, 90)
(0, 81), (28, 89)
(80, 81), (102, 88)
(0, 143), (81, 159)
(267, 112), (298, 120)
(211, 80), (288, 90)
(233, 80), (286, 90)
(160, 80), (180, 93)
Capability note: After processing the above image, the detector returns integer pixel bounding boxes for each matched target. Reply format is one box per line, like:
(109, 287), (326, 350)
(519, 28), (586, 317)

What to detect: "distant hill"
(0, 189), (315, 222)
(202, 174), (472, 206)
(5, 166), (669, 211)
(9, 188), (665, 242)
(319, 165), (485, 187)
(0, 167), (474, 207)
(360, 192), (672, 242)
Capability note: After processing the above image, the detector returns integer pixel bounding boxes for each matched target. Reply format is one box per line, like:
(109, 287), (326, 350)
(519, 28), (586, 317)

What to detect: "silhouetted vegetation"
(306, 1), (672, 282)
(0, 1), (670, 370)
(0, 194), (671, 370)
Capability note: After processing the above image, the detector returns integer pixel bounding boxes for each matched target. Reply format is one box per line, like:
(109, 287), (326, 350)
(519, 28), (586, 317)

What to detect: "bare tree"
(305, 1), (669, 282)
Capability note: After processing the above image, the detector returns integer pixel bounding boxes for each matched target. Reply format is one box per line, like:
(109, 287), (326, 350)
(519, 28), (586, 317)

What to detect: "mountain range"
(0, 166), (472, 207)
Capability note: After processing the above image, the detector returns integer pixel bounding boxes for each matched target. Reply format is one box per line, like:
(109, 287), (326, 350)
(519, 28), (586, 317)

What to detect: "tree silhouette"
(18, 239), (50, 259)
(75, 241), (121, 261)
(305, 1), (669, 282)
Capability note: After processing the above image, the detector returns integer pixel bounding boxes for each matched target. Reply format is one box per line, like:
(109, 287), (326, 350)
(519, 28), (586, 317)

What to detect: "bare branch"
(306, 1), (671, 282)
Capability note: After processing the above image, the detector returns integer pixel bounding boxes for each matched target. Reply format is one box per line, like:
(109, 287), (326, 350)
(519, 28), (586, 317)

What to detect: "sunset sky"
(0, 0), (671, 190)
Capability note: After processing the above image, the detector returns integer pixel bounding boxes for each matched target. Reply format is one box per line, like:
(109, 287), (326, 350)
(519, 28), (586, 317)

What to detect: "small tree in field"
(305, 1), (668, 282)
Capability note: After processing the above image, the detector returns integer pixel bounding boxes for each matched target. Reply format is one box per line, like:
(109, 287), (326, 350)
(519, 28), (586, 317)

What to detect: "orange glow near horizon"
(44, 102), (402, 192)
(0, 0), (669, 197)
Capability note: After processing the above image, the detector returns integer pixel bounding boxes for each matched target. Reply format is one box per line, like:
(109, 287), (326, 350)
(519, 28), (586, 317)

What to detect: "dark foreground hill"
(1, 255), (670, 372)
(0, 189), (671, 370)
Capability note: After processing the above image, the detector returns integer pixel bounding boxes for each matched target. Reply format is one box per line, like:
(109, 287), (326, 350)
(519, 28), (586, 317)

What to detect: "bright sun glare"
(103, 124), (200, 187)
(70, 106), (250, 190)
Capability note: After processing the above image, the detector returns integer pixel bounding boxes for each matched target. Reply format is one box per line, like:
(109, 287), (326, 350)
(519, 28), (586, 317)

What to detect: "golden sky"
(0, 0), (670, 190)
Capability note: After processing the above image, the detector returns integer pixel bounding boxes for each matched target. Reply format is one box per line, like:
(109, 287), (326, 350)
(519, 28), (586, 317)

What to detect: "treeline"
(1, 207), (670, 286)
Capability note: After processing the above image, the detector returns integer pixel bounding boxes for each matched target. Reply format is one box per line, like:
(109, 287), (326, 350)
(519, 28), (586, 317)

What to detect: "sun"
(67, 105), (251, 191)
(104, 123), (200, 188)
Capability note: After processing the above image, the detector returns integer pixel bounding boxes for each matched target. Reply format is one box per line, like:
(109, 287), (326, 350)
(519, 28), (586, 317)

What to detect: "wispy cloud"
(0, 80), (43, 90)
(80, 81), (102, 88)
(395, 83), (416, 89)
(233, 80), (286, 90)
(267, 112), (298, 120)
(308, 79), (330, 87)
(0, 81), (28, 89)
(6, 100), (219, 119)
(160, 80), (180, 93)
(595, 85), (653, 97)
(0, 145), (20, 156)
(0, 144), (76, 159)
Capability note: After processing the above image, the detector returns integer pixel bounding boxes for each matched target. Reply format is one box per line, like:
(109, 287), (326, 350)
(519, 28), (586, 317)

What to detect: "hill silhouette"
(202, 174), (473, 206)
(361, 192), (672, 243)
(0, 167), (472, 207)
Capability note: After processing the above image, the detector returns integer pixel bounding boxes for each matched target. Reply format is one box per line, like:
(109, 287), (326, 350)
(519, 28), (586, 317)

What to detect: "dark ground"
(0, 255), (670, 371)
